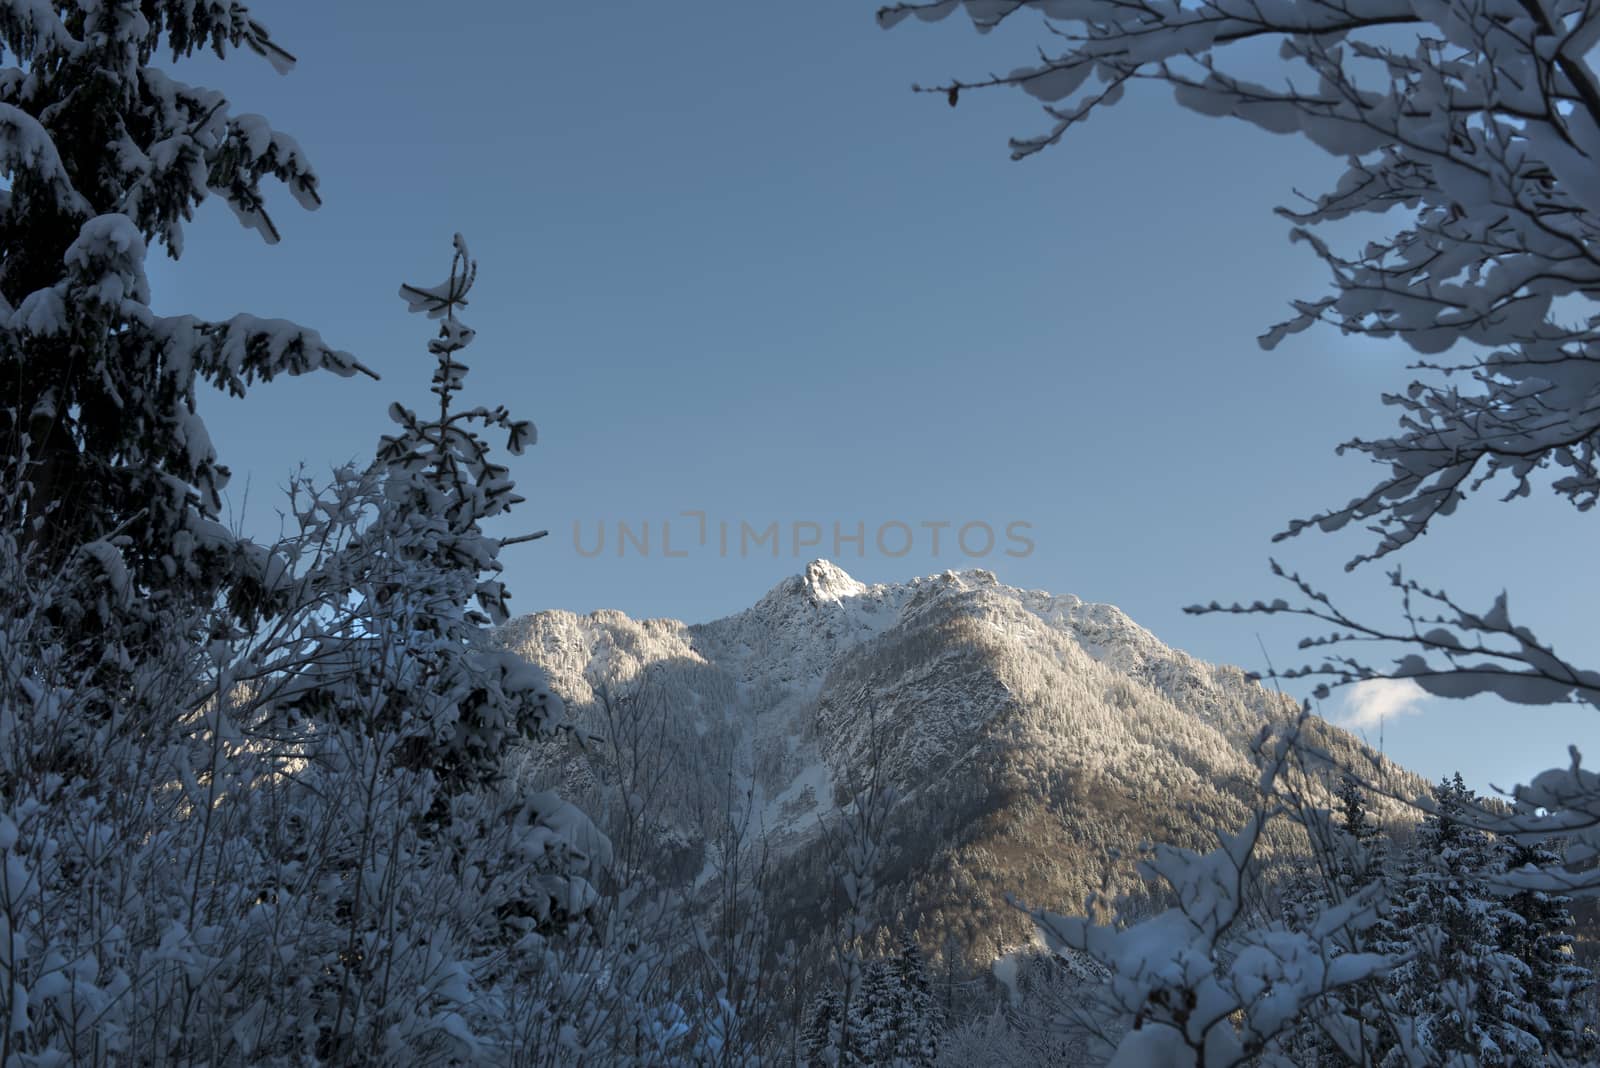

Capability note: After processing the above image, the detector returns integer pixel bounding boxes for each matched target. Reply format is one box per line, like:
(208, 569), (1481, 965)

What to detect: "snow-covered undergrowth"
(0, 476), (700, 1064)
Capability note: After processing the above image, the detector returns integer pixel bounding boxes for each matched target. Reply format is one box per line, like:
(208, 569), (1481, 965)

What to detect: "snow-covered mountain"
(496, 560), (1423, 965)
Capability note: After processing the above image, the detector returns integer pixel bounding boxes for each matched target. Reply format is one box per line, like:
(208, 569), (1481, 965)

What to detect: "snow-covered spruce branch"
(0, 0), (376, 667)
(883, 0), (1600, 568)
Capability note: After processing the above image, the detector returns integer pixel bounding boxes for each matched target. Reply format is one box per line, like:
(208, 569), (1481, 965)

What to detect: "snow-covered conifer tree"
(1499, 837), (1595, 1061)
(799, 936), (942, 1067)
(1333, 775), (1385, 894)
(855, 957), (905, 1064)
(1326, 774), (1398, 1064)
(278, 235), (562, 791)
(893, 930), (945, 1065)
(0, 1), (368, 636)
(803, 984), (847, 1066)
(1383, 775), (1541, 1066)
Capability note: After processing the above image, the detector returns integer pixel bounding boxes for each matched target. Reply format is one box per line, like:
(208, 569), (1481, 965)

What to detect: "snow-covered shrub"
(976, 716), (1597, 1067)
(1012, 717), (1397, 1067)
(0, 471), (621, 1063)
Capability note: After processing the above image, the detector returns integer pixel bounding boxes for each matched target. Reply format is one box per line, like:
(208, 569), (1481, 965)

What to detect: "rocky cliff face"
(496, 560), (1423, 967)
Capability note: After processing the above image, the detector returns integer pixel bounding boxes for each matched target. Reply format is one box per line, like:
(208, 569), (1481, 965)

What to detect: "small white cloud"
(1336, 677), (1430, 730)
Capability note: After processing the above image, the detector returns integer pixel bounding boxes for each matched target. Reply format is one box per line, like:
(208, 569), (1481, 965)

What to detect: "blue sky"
(147, 1), (1597, 796)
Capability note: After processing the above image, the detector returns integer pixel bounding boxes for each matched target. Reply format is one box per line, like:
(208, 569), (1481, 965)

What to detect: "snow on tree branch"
(1189, 560), (1600, 709)
(884, 0), (1600, 567)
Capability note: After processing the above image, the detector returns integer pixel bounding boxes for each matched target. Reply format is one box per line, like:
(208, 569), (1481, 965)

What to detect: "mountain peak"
(800, 558), (865, 602)
(499, 563), (1425, 995)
